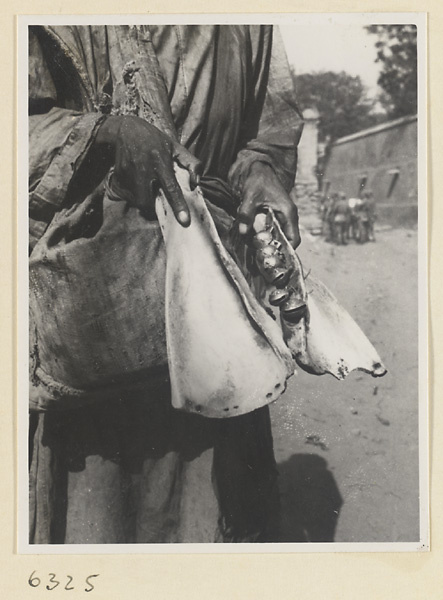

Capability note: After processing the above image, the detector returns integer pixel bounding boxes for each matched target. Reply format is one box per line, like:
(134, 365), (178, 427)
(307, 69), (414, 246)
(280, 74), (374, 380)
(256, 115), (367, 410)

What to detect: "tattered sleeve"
(28, 29), (105, 248)
(228, 26), (304, 198)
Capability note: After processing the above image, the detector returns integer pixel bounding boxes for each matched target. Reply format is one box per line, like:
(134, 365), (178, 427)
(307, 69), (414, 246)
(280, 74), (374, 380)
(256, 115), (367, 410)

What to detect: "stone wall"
(322, 115), (418, 225)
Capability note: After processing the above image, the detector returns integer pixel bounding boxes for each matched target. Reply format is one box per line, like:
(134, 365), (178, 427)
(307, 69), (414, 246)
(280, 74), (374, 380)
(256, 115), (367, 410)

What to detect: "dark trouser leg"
(213, 406), (280, 542)
(30, 391), (279, 543)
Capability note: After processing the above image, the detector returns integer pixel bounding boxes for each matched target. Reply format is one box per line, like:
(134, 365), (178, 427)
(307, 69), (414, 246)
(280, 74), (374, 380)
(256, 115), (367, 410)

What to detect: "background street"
(271, 210), (420, 543)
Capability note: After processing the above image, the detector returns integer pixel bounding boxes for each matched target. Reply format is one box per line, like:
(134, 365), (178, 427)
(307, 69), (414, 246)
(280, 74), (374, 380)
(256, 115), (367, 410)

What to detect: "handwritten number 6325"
(28, 571), (99, 592)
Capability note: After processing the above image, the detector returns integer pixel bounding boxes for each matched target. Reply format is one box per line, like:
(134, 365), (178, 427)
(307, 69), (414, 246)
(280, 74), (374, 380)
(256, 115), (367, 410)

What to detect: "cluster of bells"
(252, 227), (307, 324)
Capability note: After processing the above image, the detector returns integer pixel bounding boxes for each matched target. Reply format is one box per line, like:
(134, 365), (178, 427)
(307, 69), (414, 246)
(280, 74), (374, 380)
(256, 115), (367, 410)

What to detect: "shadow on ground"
(277, 453), (343, 542)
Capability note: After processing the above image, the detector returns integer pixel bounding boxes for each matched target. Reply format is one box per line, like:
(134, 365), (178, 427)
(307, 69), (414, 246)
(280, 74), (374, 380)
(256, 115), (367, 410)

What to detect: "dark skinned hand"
(90, 115), (202, 226)
(237, 162), (301, 249)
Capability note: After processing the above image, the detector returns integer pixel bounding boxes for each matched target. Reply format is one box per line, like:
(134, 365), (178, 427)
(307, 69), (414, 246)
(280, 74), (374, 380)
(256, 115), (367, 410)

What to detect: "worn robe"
(28, 24), (303, 543)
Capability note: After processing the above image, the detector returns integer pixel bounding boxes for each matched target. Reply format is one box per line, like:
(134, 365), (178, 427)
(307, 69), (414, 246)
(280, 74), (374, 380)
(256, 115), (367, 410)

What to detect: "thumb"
(172, 142), (202, 189)
(236, 189), (259, 237)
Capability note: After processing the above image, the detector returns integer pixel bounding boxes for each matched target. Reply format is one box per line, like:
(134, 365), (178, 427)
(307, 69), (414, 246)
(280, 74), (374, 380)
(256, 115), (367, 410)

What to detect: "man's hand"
(237, 162), (301, 248)
(94, 115), (201, 226)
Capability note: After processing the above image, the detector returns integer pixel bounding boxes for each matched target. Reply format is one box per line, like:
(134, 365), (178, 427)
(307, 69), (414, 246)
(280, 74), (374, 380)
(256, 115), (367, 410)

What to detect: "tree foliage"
(366, 24), (417, 118)
(292, 70), (381, 144)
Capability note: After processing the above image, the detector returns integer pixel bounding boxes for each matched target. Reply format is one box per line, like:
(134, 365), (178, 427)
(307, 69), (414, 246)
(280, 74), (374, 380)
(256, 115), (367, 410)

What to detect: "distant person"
(331, 192), (351, 245)
(322, 193), (337, 242)
(347, 197), (361, 241)
(364, 189), (377, 242)
(354, 190), (375, 244)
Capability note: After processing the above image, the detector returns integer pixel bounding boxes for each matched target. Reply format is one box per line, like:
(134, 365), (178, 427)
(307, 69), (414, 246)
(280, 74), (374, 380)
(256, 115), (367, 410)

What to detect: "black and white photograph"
(18, 13), (427, 552)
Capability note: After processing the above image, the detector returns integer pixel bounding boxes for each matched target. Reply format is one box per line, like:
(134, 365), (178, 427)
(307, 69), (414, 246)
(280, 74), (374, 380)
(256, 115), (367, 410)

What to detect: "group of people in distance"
(320, 190), (376, 245)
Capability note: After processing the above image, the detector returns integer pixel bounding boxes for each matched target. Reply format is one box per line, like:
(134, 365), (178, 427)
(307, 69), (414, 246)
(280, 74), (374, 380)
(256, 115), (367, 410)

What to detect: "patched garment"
(28, 25), (303, 544)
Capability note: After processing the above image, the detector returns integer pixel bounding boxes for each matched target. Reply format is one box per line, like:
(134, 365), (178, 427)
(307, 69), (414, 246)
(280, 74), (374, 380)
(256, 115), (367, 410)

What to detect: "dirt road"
(271, 224), (421, 543)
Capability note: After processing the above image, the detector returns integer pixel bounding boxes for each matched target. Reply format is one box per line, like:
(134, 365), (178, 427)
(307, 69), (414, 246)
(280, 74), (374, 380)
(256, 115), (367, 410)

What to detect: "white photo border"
(17, 11), (429, 554)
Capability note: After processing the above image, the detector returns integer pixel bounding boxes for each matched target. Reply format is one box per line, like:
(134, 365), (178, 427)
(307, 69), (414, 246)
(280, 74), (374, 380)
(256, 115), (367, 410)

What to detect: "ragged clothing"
(28, 25), (303, 544)
(29, 25), (303, 248)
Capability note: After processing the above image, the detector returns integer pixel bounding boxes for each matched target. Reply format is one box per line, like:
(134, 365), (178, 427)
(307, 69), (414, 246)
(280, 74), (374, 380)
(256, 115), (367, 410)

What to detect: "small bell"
(259, 245), (280, 258)
(252, 230), (273, 249)
(265, 266), (292, 288)
(263, 254), (285, 270)
(252, 213), (271, 234)
(281, 291), (307, 323)
(269, 288), (290, 306)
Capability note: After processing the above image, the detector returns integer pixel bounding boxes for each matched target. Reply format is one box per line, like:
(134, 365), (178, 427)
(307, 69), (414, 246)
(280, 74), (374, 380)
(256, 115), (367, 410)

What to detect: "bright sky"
(279, 23), (382, 98)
